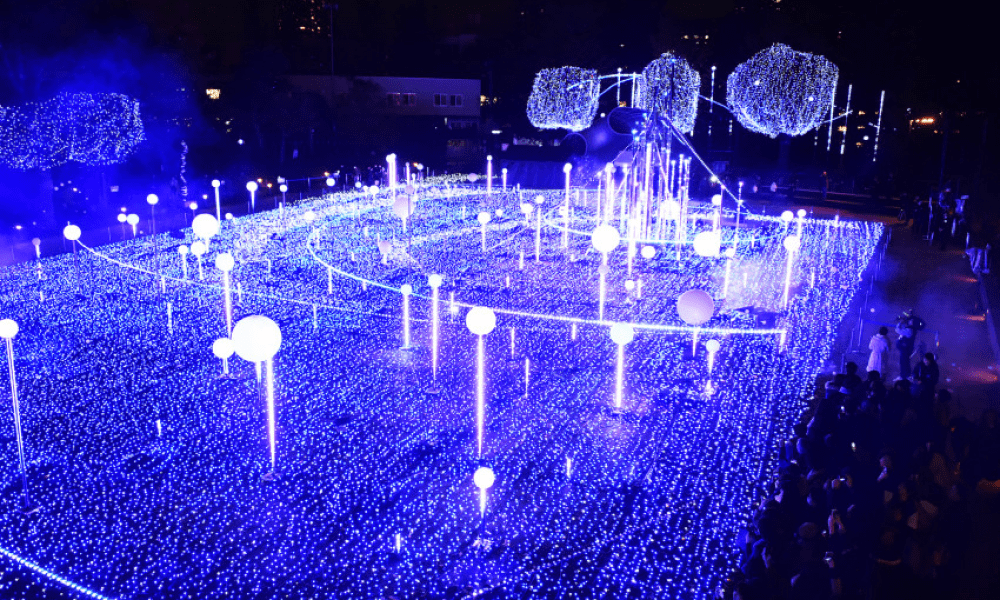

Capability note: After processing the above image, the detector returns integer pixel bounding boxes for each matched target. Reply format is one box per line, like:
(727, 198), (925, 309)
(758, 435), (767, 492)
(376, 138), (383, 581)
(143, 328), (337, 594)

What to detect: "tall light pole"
(212, 179), (222, 221)
(146, 194), (159, 235)
(0, 319), (37, 514)
(246, 181), (258, 213)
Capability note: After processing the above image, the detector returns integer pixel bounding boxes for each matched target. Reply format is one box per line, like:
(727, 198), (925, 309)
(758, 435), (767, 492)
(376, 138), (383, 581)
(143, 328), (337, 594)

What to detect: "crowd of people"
(725, 327), (1000, 598)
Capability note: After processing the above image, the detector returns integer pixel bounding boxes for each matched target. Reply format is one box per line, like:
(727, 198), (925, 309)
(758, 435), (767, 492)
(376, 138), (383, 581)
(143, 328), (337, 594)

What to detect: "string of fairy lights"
(0, 92), (144, 170)
(0, 174), (881, 599)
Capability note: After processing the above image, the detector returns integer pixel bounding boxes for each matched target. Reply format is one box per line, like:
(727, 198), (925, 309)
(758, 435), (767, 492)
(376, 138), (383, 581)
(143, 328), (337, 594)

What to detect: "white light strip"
(0, 545), (114, 599)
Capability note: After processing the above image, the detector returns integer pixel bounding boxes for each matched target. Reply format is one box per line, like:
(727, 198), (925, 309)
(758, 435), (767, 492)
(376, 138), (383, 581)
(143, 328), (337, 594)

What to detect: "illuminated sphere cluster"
(726, 43), (839, 138)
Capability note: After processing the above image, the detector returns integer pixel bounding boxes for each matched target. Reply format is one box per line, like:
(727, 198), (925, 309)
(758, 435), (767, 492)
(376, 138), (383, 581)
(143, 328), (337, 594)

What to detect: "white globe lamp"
(231, 315), (282, 363)
(0, 319), (18, 339)
(591, 224), (621, 254)
(676, 289), (715, 326)
(465, 307), (497, 336)
(693, 231), (721, 257)
(609, 323), (635, 345)
(215, 252), (235, 272)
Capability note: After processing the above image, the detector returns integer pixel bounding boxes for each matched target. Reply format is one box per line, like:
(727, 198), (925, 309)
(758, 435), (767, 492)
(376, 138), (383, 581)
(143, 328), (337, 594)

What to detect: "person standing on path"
(867, 326), (891, 378)
(895, 309), (926, 380)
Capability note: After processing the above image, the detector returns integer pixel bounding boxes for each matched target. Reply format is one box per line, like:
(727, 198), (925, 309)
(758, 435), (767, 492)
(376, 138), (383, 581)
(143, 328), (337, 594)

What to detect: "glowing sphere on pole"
(781, 210), (794, 223)
(211, 179), (220, 188)
(591, 224), (621, 254)
(326, 177), (335, 187)
(428, 274), (444, 288)
(190, 240), (206, 257)
(279, 184), (288, 193)
(146, 193), (159, 206)
(474, 466), (495, 490)
(126, 214), (139, 226)
(192, 213), (220, 240)
(0, 319), (18, 339)
(215, 252), (235, 272)
(304, 210), (317, 223)
(477, 212), (492, 225)
(178, 245), (189, 256)
(116, 214), (126, 223)
(231, 316), (282, 363)
(797, 209), (807, 218)
(63, 224), (81, 241)
(212, 338), (235, 360)
(783, 235), (802, 252)
(705, 339), (721, 354)
(465, 307), (497, 336)
(641, 245), (656, 259)
(693, 231), (721, 257)
(246, 181), (258, 193)
(711, 194), (723, 206)
(676, 289), (715, 325)
(609, 323), (635, 345)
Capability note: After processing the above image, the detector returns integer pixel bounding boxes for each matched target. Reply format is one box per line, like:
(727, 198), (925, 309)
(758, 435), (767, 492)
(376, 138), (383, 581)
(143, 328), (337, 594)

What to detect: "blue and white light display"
(526, 67), (601, 132)
(0, 92), (144, 170)
(0, 178), (881, 599)
(726, 43), (839, 138)
(639, 53), (700, 135)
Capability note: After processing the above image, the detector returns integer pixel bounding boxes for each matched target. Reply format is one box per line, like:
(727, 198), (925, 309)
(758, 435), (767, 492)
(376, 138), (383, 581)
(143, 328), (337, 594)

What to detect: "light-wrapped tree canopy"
(527, 67), (601, 132)
(726, 43), (838, 138)
(639, 52), (700, 134)
(0, 92), (144, 170)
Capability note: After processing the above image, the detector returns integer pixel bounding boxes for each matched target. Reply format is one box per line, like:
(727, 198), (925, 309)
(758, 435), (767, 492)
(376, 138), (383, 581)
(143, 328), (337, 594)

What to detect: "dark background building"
(1, 0), (998, 229)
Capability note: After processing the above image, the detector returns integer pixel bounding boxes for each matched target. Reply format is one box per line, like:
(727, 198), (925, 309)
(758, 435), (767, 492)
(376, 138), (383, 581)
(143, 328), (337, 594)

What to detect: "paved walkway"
(839, 219), (1000, 420)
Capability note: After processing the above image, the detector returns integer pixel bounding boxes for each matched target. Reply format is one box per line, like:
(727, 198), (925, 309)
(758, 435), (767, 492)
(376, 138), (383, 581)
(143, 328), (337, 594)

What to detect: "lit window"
(449, 94), (463, 107)
(206, 89), (221, 100)
(402, 93), (416, 106)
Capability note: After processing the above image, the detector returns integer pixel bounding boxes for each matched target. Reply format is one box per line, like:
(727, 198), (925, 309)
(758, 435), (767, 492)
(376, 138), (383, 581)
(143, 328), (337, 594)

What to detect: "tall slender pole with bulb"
(466, 308), (496, 458)
(562, 163), (572, 249)
(146, 194), (159, 236)
(1, 320), (36, 513)
(486, 155), (493, 194)
(231, 316), (282, 480)
(534, 196), (544, 262)
(428, 275), (443, 379)
(246, 181), (258, 213)
(212, 180), (221, 221)
(400, 284), (413, 348)
(216, 253), (235, 337)
(609, 323), (634, 411)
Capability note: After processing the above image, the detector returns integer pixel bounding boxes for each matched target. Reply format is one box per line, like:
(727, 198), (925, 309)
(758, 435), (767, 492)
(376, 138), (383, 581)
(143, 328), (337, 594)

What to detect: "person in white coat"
(867, 326), (891, 378)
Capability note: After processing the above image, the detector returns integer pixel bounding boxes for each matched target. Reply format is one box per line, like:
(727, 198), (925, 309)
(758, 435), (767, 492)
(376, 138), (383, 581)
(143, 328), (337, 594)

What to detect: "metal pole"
(6, 337), (32, 511)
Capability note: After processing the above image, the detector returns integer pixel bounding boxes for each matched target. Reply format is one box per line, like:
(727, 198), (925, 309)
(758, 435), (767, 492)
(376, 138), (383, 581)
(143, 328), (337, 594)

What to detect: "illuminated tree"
(639, 52), (701, 135)
(726, 43), (838, 138)
(0, 92), (144, 170)
(527, 67), (601, 132)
